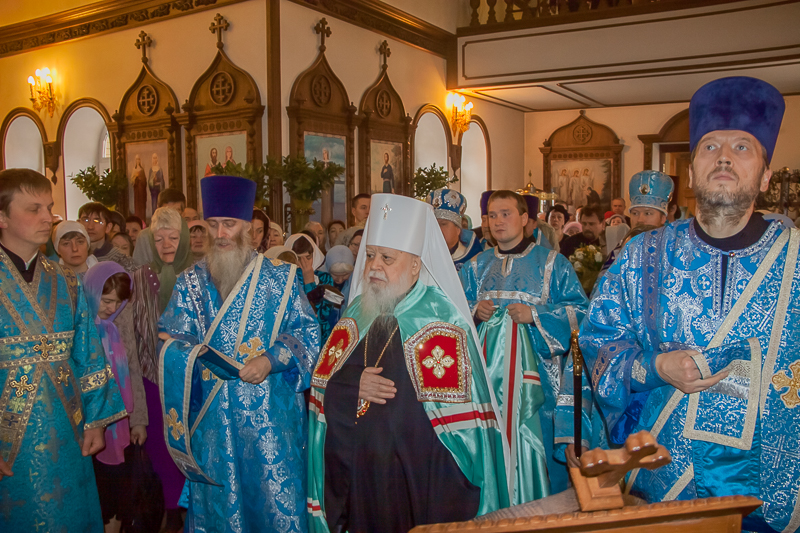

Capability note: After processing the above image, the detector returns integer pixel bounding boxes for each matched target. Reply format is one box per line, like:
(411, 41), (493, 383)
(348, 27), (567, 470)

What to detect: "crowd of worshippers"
(1, 75), (798, 533)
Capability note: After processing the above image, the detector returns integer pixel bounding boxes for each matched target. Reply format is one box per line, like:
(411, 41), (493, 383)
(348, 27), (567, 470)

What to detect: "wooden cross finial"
(379, 40), (391, 68)
(315, 18), (332, 52)
(135, 31), (152, 64)
(209, 13), (230, 50)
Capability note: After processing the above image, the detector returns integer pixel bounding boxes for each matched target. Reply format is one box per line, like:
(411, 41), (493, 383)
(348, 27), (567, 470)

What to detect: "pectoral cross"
(209, 13), (229, 50)
(772, 360), (800, 408)
(135, 31), (152, 64)
(314, 18), (332, 52)
(381, 203), (391, 220)
(379, 40), (391, 68)
(238, 338), (265, 363)
(166, 408), (185, 441)
(33, 336), (54, 360)
(9, 375), (35, 397)
(422, 345), (455, 379)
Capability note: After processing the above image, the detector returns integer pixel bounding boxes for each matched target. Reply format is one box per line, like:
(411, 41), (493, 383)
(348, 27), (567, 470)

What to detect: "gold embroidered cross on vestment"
(422, 345), (455, 379)
(10, 374), (35, 397)
(33, 336), (55, 360)
(772, 360), (800, 408)
(166, 408), (186, 440)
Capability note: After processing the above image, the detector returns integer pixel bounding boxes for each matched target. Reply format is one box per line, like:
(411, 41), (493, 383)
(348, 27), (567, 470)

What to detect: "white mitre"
(349, 193), (479, 347)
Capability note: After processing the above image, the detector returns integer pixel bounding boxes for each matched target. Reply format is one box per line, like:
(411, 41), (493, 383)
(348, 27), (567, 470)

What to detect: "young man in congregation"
(578, 76), (798, 533)
(158, 175), (321, 532)
(0, 169), (127, 531)
(459, 189), (588, 503)
(307, 194), (508, 532)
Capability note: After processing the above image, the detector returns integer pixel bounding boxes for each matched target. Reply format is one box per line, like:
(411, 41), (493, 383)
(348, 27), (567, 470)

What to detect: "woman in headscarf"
(84, 262), (147, 532)
(143, 207), (193, 531)
(264, 245), (298, 265)
(251, 208), (270, 253)
(147, 207), (193, 313)
(285, 233), (337, 340)
(53, 221), (98, 277)
(268, 221), (284, 249)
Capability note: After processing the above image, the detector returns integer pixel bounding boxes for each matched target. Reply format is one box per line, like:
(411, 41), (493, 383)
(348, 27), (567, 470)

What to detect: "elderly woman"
(268, 221), (284, 250)
(54, 221), (98, 277)
(286, 233), (337, 341)
(143, 207), (193, 531)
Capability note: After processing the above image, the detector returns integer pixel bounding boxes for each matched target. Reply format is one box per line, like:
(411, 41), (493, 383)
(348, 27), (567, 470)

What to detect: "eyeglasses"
(80, 217), (105, 226)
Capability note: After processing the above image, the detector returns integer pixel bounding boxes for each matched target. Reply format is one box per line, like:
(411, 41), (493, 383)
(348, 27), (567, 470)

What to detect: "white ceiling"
(457, 0), (800, 111)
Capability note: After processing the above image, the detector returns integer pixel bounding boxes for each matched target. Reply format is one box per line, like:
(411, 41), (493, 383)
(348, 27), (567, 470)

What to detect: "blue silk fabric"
(159, 254), (321, 533)
(579, 219), (800, 532)
(0, 251), (126, 532)
(459, 243), (588, 500)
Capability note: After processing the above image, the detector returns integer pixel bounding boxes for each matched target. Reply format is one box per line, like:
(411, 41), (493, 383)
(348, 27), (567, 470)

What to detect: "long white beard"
(206, 235), (252, 300)
(360, 269), (412, 322)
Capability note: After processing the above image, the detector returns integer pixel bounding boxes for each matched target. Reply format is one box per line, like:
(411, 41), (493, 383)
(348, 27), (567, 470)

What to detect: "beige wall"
(280, 0), (524, 198)
(524, 96), (800, 202)
(2, 0), (524, 217)
(0, 1), (267, 217)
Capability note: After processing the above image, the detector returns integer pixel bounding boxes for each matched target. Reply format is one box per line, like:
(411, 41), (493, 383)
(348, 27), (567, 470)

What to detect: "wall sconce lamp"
(28, 68), (57, 117)
(446, 92), (473, 137)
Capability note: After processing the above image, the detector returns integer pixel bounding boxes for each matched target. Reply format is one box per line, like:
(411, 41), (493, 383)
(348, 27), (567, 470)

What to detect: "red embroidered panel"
(404, 322), (471, 403)
(311, 318), (358, 388)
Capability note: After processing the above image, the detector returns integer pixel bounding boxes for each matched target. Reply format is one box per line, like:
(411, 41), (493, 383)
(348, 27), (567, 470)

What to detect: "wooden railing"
(465, 0), (741, 30)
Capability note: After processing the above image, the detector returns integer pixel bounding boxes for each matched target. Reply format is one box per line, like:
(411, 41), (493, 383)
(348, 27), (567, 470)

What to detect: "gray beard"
(359, 272), (412, 330)
(694, 164), (761, 228)
(206, 244), (252, 300)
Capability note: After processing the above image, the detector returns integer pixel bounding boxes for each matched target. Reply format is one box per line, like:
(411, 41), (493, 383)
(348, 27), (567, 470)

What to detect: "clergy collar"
(496, 236), (533, 256)
(692, 212), (771, 255)
(0, 241), (38, 281)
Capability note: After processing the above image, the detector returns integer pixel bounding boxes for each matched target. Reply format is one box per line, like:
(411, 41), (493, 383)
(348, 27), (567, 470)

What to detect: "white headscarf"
(53, 221), (90, 249)
(285, 233), (325, 270)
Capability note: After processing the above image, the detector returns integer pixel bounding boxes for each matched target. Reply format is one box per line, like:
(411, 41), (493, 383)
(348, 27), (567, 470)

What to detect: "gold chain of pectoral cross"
(356, 325), (399, 419)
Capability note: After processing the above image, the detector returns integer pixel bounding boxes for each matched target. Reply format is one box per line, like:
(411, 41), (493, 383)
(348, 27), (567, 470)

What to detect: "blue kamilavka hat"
(690, 76), (785, 163)
(201, 175), (257, 221)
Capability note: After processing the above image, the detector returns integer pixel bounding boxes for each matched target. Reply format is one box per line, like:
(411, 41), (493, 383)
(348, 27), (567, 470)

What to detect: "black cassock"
(323, 317), (481, 533)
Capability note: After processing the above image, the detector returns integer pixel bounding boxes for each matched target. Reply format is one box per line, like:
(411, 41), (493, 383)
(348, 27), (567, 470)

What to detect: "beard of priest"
(205, 217), (252, 298)
(322, 246), (482, 532)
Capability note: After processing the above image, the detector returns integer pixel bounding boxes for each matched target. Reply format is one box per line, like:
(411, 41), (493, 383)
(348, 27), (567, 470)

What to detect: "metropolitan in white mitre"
(307, 194), (509, 533)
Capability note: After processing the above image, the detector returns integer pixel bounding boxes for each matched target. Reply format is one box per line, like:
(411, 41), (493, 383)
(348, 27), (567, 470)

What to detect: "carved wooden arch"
(108, 46), (182, 216)
(179, 16), (264, 211)
(358, 42), (413, 197)
(287, 19), (359, 227)
(456, 114), (492, 190)
(540, 110), (623, 211)
(638, 108), (689, 170)
(0, 107), (57, 178)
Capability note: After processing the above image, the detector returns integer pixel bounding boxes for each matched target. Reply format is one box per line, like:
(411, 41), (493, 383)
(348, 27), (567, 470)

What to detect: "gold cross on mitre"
(10, 374), (35, 397)
(209, 13), (229, 50)
(239, 337), (265, 363)
(134, 30), (152, 64)
(381, 203), (391, 220)
(34, 336), (55, 360)
(772, 360), (800, 408)
(166, 408), (185, 440)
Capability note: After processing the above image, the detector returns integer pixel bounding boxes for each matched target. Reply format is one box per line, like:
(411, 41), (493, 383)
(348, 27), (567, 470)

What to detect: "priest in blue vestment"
(427, 188), (483, 271)
(578, 77), (798, 533)
(159, 175), (321, 533)
(459, 189), (588, 503)
(0, 169), (126, 532)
